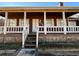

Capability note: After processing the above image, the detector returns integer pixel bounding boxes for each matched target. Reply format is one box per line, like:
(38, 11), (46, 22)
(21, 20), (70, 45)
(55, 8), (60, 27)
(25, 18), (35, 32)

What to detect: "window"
(7, 19), (17, 26)
(19, 19), (24, 26)
(68, 21), (76, 26)
(57, 19), (64, 26)
(19, 19), (29, 26)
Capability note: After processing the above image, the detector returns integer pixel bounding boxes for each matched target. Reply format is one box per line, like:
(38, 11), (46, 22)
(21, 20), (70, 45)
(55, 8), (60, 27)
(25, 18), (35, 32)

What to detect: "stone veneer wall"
(0, 33), (22, 43)
(39, 33), (79, 42)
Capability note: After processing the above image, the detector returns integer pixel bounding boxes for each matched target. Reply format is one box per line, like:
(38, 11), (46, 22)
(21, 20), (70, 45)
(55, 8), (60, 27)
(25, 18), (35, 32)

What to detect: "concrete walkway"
(17, 48), (79, 56)
(17, 49), (36, 56)
(42, 48), (79, 56)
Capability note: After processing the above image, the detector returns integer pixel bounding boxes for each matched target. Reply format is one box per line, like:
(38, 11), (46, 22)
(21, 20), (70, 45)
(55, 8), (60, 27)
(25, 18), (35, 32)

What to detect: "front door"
(32, 19), (39, 32)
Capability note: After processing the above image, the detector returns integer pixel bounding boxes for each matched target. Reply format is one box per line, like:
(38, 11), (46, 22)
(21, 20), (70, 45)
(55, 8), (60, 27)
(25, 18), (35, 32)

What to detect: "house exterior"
(0, 7), (79, 48)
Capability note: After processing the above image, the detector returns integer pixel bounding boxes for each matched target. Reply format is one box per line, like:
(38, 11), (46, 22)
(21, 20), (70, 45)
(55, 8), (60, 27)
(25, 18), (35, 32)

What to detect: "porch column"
(4, 12), (8, 34)
(22, 11), (26, 48)
(24, 11), (26, 30)
(44, 11), (46, 34)
(62, 11), (67, 34)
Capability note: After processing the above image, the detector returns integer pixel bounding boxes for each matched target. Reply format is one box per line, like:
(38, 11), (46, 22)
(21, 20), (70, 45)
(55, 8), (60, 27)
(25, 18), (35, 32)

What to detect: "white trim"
(4, 12), (8, 34)
(62, 12), (67, 34)
(44, 11), (46, 34)
(24, 11), (26, 30)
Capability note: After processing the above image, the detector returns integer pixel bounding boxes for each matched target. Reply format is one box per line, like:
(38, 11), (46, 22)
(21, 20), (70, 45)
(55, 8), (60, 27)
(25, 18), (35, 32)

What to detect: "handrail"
(22, 26), (29, 48)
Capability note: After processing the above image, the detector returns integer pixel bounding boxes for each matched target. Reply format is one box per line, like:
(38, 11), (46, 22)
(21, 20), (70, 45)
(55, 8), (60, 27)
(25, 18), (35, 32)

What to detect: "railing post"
(36, 27), (38, 49)
(62, 11), (67, 34)
(44, 11), (46, 34)
(4, 12), (8, 34)
(28, 25), (29, 34)
(22, 31), (24, 48)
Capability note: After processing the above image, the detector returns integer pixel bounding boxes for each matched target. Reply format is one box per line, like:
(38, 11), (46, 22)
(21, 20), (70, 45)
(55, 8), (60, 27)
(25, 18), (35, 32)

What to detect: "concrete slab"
(17, 49), (36, 56)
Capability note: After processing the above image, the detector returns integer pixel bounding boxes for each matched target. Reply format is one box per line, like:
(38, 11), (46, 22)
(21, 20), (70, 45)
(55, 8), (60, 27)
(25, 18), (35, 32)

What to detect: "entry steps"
(24, 33), (36, 48)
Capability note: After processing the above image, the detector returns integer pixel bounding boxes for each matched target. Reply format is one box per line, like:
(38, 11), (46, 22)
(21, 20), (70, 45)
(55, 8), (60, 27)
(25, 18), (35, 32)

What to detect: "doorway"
(32, 19), (39, 32)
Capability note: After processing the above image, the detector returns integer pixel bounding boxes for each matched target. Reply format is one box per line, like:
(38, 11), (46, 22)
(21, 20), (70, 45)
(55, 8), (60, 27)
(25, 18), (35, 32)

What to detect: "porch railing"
(46, 26), (64, 33)
(66, 26), (79, 33)
(38, 26), (64, 33)
(0, 26), (29, 34)
(1, 26), (79, 34)
(6, 26), (23, 33)
(38, 26), (79, 34)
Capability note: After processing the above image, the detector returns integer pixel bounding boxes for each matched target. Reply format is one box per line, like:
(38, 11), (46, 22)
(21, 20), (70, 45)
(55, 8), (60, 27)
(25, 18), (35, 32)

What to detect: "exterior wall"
(0, 33), (22, 43)
(39, 33), (79, 42)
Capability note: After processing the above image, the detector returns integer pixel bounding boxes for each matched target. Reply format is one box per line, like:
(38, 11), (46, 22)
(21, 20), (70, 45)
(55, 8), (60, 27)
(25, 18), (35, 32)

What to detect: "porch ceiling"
(0, 12), (78, 19)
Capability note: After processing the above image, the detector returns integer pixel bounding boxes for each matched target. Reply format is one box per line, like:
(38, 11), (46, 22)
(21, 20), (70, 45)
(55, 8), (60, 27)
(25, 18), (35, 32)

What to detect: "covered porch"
(0, 11), (79, 48)
(0, 12), (79, 34)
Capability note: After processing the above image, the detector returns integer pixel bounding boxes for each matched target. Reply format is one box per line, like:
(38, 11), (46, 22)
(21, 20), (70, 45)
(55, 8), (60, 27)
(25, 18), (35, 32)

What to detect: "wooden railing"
(0, 26), (29, 34)
(46, 26), (64, 33)
(66, 26), (79, 33)
(38, 26), (64, 33)
(6, 26), (23, 33)
(38, 26), (79, 34)
(38, 26), (44, 33)
(1, 26), (79, 34)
